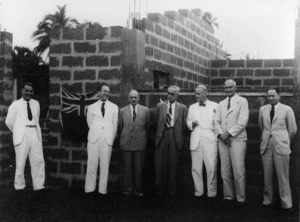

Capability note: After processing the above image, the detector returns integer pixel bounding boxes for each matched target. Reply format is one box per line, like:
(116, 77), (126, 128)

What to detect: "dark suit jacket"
(154, 101), (187, 149)
(119, 104), (150, 151)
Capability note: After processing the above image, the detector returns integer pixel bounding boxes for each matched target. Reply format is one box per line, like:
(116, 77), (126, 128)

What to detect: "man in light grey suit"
(119, 90), (150, 197)
(154, 85), (187, 196)
(85, 83), (118, 195)
(258, 88), (297, 212)
(5, 82), (45, 191)
(215, 79), (249, 203)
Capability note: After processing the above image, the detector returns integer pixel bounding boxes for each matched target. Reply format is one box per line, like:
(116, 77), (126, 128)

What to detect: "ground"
(0, 185), (298, 222)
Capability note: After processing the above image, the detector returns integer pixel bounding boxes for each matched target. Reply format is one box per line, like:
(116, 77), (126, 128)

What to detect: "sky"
(0, 0), (298, 59)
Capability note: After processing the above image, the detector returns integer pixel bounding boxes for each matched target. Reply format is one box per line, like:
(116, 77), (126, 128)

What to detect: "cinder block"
(164, 11), (178, 21)
(62, 82), (83, 94)
(263, 79), (280, 86)
(111, 26), (123, 38)
(167, 18), (174, 29)
(171, 55), (177, 64)
(211, 60), (227, 68)
(191, 9), (202, 17)
(163, 30), (170, 39)
(175, 24), (181, 33)
(255, 69), (271, 77)
(86, 27), (107, 40)
(185, 39), (190, 49)
(155, 24), (163, 36)
(162, 52), (171, 63)
(220, 69), (235, 77)
(237, 69), (253, 77)
(74, 42), (96, 53)
(85, 82), (100, 93)
(177, 58), (183, 67)
(86, 56), (108, 67)
(98, 69), (120, 80)
(111, 55), (121, 66)
(49, 57), (60, 67)
(50, 83), (60, 93)
(159, 40), (166, 50)
(264, 59), (281, 68)
(181, 49), (187, 58)
(282, 78), (294, 85)
(150, 36), (158, 47)
(74, 70), (96, 80)
(283, 59), (294, 67)
(246, 60), (263, 68)
(273, 69), (291, 77)
(50, 43), (71, 54)
(60, 162), (81, 174)
(148, 13), (166, 26)
(63, 28), (84, 40)
(50, 70), (71, 80)
(142, 19), (154, 32)
(98, 42), (122, 53)
(50, 28), (61, 40)
(154, 49), (162, 60)
(167, 44), (173, 53)
(62, 56), (83, 67)
(245, 78), (261, 86)
(145, 47), (154, 57)
(184, 60), (189, 68)
(178, 36), (184, 46)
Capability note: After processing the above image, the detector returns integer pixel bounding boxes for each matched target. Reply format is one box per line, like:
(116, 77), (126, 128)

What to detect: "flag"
(61, 87), (99, 141)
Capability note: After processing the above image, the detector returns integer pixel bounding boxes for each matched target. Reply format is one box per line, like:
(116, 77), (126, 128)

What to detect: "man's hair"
(23, 82), (33, 89)
(128, 89), (139, 97)
(168, 85), (180, 94)
(196, 84), (208, 92)
(97, 83), (110, 91)
(268, 87), (280, 94)
(225, 79), (236, 86)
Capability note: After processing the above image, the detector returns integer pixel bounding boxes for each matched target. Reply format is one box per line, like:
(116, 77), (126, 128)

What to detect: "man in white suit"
(85, 83), (118, 195)
(258, 88), (297, 212)
(5, 82), (45, 191)
(187, 85), (219, 198)
(215, 79), (249, 203)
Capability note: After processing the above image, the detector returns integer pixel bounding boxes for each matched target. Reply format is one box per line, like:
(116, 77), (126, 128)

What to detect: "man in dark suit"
(154, 85), (187, 196)
(258, 88), (297, 211)
(119, 90), (150, 197)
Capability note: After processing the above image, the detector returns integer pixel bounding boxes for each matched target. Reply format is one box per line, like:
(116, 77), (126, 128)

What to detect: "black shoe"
(134, 192), (144, 197)
(123, 191), (131, 196)
(283, 208), (293, 213)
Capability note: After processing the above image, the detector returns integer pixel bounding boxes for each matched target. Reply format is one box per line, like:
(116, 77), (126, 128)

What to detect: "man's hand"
(219, 131), (230, 141)
(223, 137), (231, 147)
(192, 121), (199, 129)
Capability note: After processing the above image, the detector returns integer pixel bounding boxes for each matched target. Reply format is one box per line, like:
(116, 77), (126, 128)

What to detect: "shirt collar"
(270, 103), (279, 110)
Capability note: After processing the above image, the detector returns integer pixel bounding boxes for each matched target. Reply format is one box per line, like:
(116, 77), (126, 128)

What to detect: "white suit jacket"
(187, 100), (218, 150)
(258, 103), (297, 155)
(5, 98), (42, 146)
(87, 100), (118, 145)
(215, 94), (249, 141)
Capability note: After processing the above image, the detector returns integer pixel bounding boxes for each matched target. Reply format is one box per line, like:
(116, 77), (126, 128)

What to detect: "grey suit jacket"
(5, 98), (42, 146)
(215, 94), (249, 141)
(154, 101), (187, 149)
(258, 103), (297, 155)
(119, 104), (150, 151)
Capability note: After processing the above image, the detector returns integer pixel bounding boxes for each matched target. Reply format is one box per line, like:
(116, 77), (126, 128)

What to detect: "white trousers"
(261, 137), (292, 209)
(14, 127), (45, 190)
(219, 140), (246, 202)
(85, 135), (112, 194)
(191, 141), (218, 197)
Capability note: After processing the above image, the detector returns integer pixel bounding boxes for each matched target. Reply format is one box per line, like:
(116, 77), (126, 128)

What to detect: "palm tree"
(202, 12), (219, 31)
(32, 4), (79, 59)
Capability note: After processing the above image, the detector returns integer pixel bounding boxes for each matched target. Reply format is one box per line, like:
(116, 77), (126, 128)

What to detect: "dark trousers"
(122, 151), (145, 194)
(154, 128), (179, 194)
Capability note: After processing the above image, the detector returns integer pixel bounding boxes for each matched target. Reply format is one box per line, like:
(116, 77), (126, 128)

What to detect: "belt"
(26, 125), (36, 128)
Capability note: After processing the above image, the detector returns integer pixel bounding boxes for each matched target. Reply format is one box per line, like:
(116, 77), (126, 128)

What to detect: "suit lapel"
(272, 103), (282, 123)
(174, 102), (179, 124)
(134, 105), (141, 124)
(265, 105), (271, 124)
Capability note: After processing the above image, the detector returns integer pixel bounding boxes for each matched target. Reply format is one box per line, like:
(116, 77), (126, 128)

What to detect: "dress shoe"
(283, 208), (293, 213)
(123, 191), (131, 196)
(134, 192), (144, 197)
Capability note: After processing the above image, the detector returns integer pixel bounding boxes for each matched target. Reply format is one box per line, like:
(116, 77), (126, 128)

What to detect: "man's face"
(267, 89), (280, 105)
(167, 88), (178, 103)
(99, 85), (110, 101)
(195, 88), (207, 103)
(128, 91), (139, 106)
(224, 81), (236, 98)
(22, 85), (34, 101)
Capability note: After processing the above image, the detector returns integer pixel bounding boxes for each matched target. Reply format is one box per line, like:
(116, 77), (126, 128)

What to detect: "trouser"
(85, 135), (112, 194)
(154, 128), (179, 194)
(219, 140), (246, 202)
(14, 127), (45, 190)
(191, 141), (218, 197)
(122, 151), (145, 194)
(261, 137), (292, 209)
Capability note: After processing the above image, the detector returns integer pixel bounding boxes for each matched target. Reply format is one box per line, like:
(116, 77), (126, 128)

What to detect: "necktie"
(166, 104), (172, 128)
(199, 102), (206, 107)
(27, 102), (33, 121)
(133, 105), (136, 122)
(270, 105), (275, 123)
(227, 98), (231, 110)
(101, 102), (105, 117)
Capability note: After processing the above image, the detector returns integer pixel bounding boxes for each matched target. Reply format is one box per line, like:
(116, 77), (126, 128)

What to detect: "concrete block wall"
(210, 59), (295, 91)
(0, 32), (13, 185)
(142, 8), (226, 89)
(47, 26), (124, 188)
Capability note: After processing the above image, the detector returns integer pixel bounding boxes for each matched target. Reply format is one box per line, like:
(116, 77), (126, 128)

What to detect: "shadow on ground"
(0, 184), (298, 222)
